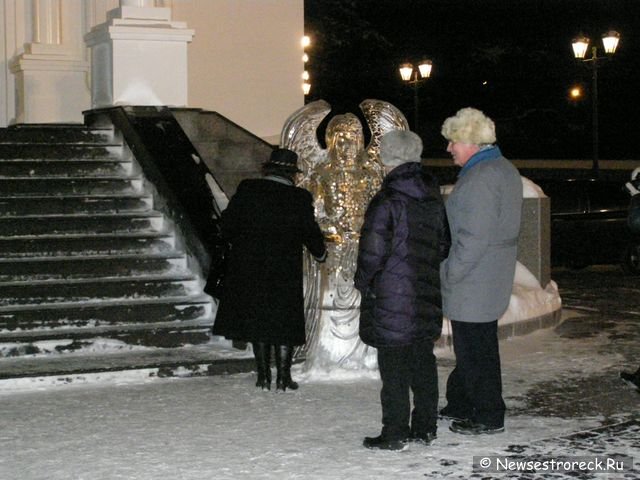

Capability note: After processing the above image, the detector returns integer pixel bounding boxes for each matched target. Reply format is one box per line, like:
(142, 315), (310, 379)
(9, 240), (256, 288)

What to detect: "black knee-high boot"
(275, 345), (299, 392)
(253, 342), (271, 390)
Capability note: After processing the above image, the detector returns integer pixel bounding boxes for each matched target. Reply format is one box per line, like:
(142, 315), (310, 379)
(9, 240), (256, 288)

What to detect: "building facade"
(0, 0), (305, 143)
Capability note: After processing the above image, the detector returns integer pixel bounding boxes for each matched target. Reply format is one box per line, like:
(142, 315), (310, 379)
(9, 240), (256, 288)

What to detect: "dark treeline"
(304, 0), (640, 159)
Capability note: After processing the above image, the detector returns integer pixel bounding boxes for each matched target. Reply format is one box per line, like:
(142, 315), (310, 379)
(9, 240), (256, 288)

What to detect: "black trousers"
(445, 319), (505, 427)
(377, 339), (438, 441)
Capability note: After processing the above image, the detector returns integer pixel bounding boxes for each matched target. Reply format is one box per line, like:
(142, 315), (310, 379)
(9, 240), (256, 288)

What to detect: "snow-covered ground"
(2, 306), (638, 480)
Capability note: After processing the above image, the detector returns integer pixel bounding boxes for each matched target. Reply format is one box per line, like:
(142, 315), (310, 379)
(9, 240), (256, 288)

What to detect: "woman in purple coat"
(355, 130), (450, 450)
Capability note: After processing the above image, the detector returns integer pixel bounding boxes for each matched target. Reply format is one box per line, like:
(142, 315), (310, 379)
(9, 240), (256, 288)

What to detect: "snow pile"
(500, 261), (562, 326)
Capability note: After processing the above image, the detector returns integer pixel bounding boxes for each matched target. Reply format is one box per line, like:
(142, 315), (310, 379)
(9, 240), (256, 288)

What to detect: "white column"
(33, 0), (61, 44)
(0, 1), (17, 126)
(85, 1), (194, 108)
(9, 0), (90, 124)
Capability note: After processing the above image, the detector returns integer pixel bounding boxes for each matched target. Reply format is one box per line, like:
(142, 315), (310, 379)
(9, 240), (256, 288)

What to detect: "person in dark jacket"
(212, 148), (327, 392)
(355, 130), (450, 450)
(620, 169), (640, 391)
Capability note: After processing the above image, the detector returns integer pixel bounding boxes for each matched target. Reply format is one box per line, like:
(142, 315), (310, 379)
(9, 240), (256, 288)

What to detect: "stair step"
(0, 158), (133, 177)
(0, 322), (214, 354)
(0, 194), (153, 216)
(0, 144), (123, 159)
(0, 212), (164, 235)
(0, 176), (143, 195)
(0, 232), (176, 258)
(0, 275), (200, 307)
(0, 125), (115, 144)
(0, 318), (212, 344)
(0, 343), (256, 381)
(0, 254), (187, 281)
(0, 296), (212, 333)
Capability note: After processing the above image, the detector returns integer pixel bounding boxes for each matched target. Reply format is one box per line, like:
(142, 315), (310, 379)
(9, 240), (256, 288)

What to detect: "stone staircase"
(0, 124), (217, 380)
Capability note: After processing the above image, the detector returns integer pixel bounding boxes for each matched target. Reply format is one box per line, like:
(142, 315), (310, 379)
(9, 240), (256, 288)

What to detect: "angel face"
(333, 131), (361, 165)
(325, 113), (364, 166)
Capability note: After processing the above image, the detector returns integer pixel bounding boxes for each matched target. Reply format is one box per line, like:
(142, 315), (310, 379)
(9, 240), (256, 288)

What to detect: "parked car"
(536, 177), (640, 274)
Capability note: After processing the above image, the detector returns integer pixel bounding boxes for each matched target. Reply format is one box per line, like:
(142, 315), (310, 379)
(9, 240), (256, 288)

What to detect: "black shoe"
(438, 406), (468, 422)
(276, 379), (299, 392)
(275, 345), (299, 392)
(620, 370), (640, 390)
(363, 435), (407, 451)
(253, 342), (271, 390)
(255, 377), (271, 390)
(409, 431), (437, 445)
(450, 419), (504, 435)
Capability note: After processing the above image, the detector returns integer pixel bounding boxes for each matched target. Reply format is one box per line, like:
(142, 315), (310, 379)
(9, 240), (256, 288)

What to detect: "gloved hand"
(624, 167), (640, 197)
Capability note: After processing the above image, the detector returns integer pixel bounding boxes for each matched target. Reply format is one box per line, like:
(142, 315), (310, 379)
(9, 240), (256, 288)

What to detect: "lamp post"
(571, 30), (620, 174)
(399, 60), (432, 131)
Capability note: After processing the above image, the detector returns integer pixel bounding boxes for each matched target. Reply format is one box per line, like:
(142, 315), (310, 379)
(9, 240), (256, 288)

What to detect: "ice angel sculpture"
(280, 99), (409, 373)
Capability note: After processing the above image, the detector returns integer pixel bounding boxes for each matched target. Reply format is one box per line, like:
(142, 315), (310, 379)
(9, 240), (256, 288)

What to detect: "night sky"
(304, 0), (640, 159)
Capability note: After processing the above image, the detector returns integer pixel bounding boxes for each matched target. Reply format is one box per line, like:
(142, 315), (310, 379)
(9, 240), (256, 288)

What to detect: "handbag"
(204, 240), (229, 300)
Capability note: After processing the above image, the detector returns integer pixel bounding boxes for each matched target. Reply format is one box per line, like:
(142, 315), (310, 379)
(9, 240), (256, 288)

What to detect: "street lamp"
(571, 30), (620, 174)
(569, 86), (583, 101)
(399, 59), (432, 131)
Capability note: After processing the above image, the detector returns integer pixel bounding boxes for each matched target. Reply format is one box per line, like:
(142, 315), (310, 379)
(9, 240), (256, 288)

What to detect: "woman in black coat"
(355, 130), (450, 450)
(212, 148), (326, 391)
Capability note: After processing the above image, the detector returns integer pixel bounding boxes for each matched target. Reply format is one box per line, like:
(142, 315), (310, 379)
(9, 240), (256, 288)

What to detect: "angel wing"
(359, 99), (410, 164)
(280, 101), (331, 362)
(280, 100), (331, 180)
